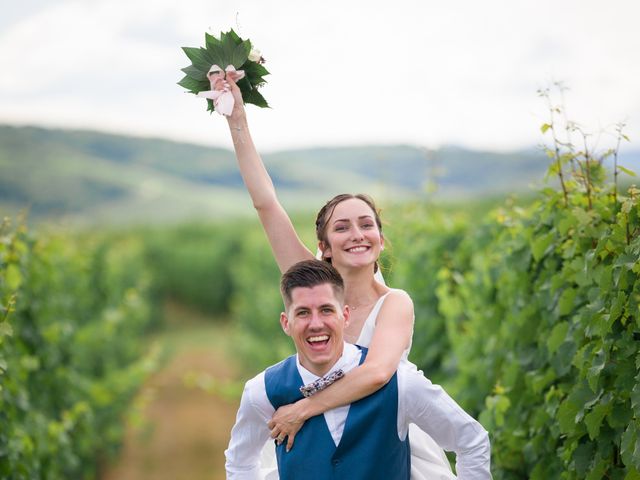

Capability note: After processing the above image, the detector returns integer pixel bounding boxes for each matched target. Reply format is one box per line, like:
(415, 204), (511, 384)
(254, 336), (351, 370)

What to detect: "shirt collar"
(296, 343), (360, 385)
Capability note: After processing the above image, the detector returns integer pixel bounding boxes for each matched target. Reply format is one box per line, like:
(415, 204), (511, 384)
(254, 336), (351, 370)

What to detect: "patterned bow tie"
(299, 369), (345, 398)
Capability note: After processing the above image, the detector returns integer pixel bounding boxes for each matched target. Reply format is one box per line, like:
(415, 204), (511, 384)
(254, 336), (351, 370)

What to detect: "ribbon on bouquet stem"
(197, 65), (245, 116)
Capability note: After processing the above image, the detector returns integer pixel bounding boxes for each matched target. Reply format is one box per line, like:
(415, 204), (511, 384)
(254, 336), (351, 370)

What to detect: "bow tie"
(299, 369), (345, 398)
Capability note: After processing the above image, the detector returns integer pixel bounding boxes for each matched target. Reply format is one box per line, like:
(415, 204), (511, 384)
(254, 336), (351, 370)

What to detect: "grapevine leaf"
(558, 397), (581, 435)
(5, 264), (22, 291)
(631, 377), (640, 418)
(573, 442), (595, 477)
(585, 459), (607, 480)
(587, 349), (606, 391)
(584, 402), (609, 439)
(547, 322), (569, 355)
(558, 288), (578, 316)
(608, 402), (633, 428)
(618, 165), (637, 177)
(531, 232), (554, 262)
(622, 423), (640, 469)
(625, 468), (640, 480)
(0, 321), (12, 337)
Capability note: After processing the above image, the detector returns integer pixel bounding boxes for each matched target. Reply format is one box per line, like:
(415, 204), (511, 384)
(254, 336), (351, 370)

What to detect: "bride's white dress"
(259, 290), (456, 479)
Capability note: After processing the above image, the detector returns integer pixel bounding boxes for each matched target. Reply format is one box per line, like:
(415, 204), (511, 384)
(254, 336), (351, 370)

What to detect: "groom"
(225, 260), (491, 479)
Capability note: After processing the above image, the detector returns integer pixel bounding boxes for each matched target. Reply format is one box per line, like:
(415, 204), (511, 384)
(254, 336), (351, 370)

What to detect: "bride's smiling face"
(320, 198), (384, 270)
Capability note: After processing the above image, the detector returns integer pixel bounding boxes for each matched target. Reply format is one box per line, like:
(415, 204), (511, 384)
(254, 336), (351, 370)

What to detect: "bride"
(220, 76), (456, 479)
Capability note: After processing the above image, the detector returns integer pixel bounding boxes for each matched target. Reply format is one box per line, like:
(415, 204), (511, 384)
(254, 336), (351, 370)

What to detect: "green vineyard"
(1, 118), (638, 478)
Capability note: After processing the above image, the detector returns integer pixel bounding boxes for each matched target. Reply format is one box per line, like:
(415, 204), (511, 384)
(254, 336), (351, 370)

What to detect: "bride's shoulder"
(380, 288), (414, 312)
(386, 288), (413, 302)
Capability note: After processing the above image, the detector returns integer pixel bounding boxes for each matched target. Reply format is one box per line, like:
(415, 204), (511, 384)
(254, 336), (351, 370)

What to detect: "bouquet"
(179, 29), (269, 116)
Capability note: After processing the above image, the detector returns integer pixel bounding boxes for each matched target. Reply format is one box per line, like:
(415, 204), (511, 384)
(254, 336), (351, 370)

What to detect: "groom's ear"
(342, 305), (350, 329)
(280, 311), (291, 336)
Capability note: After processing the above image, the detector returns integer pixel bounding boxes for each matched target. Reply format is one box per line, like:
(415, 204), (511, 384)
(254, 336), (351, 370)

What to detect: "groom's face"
(280, 283), (350, 377)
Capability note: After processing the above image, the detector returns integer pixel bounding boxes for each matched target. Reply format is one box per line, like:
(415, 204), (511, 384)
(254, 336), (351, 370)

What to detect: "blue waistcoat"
(264, 346), (410, 480)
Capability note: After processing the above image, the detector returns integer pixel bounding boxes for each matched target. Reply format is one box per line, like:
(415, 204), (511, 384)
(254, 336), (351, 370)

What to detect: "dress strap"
(367, 291), (392, 327)
(354, 291), (392, 347)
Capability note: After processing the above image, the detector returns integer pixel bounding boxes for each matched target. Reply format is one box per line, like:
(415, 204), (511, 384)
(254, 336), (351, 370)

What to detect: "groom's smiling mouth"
(306, 334), (330, 349)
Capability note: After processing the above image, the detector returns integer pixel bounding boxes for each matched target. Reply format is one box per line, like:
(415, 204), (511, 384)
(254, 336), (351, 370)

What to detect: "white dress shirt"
(225, 343), (491, 479)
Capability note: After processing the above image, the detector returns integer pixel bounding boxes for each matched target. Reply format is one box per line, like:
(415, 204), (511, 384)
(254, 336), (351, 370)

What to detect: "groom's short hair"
(280, 259), (345, 308)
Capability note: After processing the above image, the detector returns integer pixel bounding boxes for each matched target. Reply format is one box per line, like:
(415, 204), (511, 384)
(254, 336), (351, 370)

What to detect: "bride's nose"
(350, 225), (364, 240)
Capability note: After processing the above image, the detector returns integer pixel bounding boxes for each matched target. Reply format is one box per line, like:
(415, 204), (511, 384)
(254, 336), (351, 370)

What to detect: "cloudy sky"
(1, 0), (639, 153)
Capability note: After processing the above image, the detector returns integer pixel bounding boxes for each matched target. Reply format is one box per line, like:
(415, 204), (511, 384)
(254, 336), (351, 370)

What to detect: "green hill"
(2, 124), (636, 225)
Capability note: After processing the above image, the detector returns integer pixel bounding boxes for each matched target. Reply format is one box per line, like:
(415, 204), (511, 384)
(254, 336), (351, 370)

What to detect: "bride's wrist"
(300, 396), (323, 419)
(227, 116), (248, 132)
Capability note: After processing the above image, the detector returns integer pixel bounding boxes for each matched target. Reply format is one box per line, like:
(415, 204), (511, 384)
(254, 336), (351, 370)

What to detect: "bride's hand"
(267, 401), (308, 452)
(225, 75), (246, 124)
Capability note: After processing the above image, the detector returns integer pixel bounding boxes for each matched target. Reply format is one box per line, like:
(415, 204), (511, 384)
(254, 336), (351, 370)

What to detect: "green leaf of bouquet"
(230, 40), (250, 69)
(205, 32), (221, 50)
(221, 32), (239, 65)
(203, 44), (226, 70)
(244, 88), (269, 108)
(227, 28), (243, 45)
(181, 65), (207, 81)
(242, 61), (270, 79)
(541, 123), (552, 134)
(618, 165), (637, 177)
(182, 47), (211, 71)
(178, 75), (207, 93)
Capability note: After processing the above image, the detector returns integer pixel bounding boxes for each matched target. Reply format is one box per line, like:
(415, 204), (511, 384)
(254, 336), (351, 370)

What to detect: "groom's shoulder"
(241, 354), (297, 394)
(264, 353), (297, 375)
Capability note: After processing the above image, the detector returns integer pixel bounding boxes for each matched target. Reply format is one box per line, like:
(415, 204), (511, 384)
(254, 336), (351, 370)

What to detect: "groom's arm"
(399, 366), (492, 479)
(225, 372), (275, 479)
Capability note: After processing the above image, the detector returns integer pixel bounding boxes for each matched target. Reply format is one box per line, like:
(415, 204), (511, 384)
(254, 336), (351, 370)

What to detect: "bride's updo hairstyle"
(315, 193), (383, 272)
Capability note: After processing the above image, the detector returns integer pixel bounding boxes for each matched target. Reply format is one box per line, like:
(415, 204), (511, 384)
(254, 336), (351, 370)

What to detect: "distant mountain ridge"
(1, 125), (638, 225)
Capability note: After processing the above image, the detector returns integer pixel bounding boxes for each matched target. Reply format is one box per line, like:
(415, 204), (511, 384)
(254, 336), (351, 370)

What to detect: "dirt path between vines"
(101, 303), (245, 480)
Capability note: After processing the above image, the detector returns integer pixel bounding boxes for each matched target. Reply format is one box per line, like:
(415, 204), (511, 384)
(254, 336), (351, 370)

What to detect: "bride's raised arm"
(225, 78), (313, 273)
(269, 289), (415, 451)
